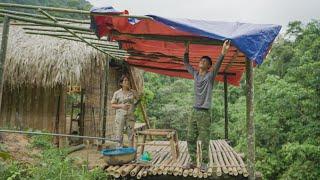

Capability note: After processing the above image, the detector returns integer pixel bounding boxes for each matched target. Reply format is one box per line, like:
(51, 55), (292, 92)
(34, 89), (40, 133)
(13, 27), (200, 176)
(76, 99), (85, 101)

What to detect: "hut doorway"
(66, 86), (85, 145)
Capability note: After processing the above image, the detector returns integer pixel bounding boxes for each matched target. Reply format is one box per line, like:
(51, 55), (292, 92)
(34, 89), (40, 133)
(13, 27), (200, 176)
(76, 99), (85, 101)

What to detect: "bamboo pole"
(220, 140), (243, 174)
(130, 165), (142, 176)
(173, 143), (188, 176)
(0, 16), (10, 113)
(210, 141), (222, 176)
(153, 144), (172, 172)
(128, 68), (152, 136)
(136, 130), (170, 136)
(171, 141), (186, 175)
(23, 33), (127, 59)
(208, 141), (214, 176)
(0, 3), (89, 14)
(11, 22), (45, 26)
(114, 165), (127, 178)
(37, 9), (117, 59)
(0, 9), (90, 24)
(0, 3), (152, 19)
(0, 129), (117, 143)
(224, 75), (229, 140)
(25, 33), (96, 45)
(0, 13), (90, 31)
(212, 140), (228, 174)
(23, 27), (94, 35)
(217, 140), (238, 176)
(167, 141), (185, 175)
(227, 145), (249, 177)
(158, 150), (173, 175)
(246, 58), (255, 180)
(109, 165), (120, 177)
(214, 140), (233, 175)
(101, 56), (109, 142)
(182, 154), (191, 177)
(24, 31), (108, 42)
(105, 165), (114, 172)
(136, 167), (145, 179)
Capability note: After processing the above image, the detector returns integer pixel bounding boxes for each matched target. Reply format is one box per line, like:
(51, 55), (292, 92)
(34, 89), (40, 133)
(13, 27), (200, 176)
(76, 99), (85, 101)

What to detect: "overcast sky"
(87, 0), (320, 33)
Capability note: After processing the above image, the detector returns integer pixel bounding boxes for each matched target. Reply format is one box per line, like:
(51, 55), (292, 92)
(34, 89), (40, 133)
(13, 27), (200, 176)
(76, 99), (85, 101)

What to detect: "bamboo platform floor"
(105, 140), (248, 179)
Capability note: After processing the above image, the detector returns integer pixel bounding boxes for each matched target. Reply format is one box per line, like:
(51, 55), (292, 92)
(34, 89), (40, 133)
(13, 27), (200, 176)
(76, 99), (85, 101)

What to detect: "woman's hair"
(119, 74), (130, 87)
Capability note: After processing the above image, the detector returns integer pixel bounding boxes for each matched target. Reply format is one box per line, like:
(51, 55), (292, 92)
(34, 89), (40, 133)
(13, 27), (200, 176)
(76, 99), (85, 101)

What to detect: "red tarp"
(91, 11), (277, 86)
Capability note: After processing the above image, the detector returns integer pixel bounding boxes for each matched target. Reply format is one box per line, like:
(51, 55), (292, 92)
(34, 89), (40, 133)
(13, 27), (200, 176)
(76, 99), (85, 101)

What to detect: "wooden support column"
(223, 74), (228, 140)
(245, 58), (255, 179)
(128, 67), (152, 140)
(79, 88), (85, 137)
(101, 56), (109, 143)
(54, 85), (62, 146)
(0, 16), (10, 112)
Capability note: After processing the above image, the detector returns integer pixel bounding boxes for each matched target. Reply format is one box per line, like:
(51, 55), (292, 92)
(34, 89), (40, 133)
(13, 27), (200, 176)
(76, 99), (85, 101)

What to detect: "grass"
(0, 135), (109, 180)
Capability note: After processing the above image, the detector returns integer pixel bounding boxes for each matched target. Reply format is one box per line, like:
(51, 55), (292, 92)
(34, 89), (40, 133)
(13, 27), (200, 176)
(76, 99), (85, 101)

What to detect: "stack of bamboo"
(104, 140), (248, 179)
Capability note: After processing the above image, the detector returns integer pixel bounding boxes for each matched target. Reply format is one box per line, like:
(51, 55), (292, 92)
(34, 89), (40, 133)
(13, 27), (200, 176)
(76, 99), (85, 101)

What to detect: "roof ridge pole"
(245, 58), (255, 179)
(0, 16), (10, 114)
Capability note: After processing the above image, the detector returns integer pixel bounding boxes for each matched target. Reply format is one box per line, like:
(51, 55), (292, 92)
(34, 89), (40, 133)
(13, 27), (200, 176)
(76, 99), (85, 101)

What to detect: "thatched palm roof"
(2, 26), (108, 87)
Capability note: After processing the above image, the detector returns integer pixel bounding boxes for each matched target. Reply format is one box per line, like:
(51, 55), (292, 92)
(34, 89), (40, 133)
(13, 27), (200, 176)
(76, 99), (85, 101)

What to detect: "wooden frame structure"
(0, 3), (255, 179)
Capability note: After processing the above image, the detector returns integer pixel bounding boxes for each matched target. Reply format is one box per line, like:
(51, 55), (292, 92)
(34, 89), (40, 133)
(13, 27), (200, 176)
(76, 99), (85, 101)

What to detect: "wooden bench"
(134, 129), (180, 160)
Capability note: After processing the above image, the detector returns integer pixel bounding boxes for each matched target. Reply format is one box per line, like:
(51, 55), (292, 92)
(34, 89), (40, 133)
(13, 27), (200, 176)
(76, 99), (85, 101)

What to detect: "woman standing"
(111, 74), (140, 147)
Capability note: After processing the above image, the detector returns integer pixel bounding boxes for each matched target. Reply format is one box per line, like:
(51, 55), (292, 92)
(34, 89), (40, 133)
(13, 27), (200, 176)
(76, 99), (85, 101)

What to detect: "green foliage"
(1, 135), (109, 180)
(30, 134), (53, 149)
(0, 161), (29, 180)
(142, 20), (320, 179)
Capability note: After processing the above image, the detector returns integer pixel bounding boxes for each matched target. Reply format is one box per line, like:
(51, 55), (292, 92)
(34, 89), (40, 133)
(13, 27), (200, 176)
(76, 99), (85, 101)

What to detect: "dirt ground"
(0, 133), (107, 170)
(0, 133), (40, 163)
(68, 147), (106, 170)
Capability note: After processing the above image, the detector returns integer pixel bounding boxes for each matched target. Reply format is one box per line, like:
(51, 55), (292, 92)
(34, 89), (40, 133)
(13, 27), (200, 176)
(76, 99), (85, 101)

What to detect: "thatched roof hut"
(0, 26), (144, 145)
(3, 27), (106, 87)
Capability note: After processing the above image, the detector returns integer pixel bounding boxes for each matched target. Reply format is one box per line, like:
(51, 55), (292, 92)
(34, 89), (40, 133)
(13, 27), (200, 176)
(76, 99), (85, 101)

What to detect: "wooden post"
(0, 16), (10, 112)
(102, 56), (109, 143)
(100, 63), (106, 138)
(79, 88), (85, 137)
(54, 85), (62, 146)
(245, 58), (255, 179)
(224, 74), (229, 140)
(128, 67), (152, 140)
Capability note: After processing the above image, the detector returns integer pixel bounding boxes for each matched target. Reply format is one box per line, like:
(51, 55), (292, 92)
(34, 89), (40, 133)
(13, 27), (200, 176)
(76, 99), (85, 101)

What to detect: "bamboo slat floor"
(104, 139), (248, 179)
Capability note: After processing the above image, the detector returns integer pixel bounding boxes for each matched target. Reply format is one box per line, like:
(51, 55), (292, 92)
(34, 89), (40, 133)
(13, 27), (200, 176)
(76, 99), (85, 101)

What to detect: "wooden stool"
(134, 129), (179, 160)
